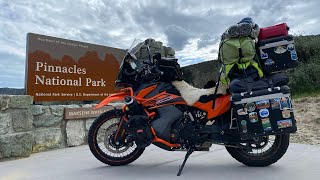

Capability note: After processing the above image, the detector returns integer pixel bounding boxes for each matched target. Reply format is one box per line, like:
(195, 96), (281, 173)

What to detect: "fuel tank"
(135, 82), (187, 109)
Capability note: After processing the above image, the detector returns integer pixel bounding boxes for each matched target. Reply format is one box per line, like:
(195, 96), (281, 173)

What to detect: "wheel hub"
(103, 128), (132, 154)
(249, 136), (269, 149)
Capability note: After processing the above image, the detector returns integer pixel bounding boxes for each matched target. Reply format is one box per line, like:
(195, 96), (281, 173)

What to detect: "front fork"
(113, 114), (129, 145)
(113, 96), (156, 146)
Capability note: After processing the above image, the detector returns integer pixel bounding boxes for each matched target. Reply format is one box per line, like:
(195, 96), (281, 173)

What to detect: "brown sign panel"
(25, 33), (127, 101)
(64, 106), (121, 120)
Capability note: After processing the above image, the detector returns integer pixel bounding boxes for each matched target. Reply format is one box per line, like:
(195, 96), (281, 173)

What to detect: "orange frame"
(95, 83), (230, 149)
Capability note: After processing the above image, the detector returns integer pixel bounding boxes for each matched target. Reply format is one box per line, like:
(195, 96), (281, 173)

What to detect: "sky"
(1, 0), (320, 88)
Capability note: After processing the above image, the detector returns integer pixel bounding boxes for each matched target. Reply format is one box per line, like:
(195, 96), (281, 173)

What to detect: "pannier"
(257, 35), (298, 74)
(231, 86), (297, 140)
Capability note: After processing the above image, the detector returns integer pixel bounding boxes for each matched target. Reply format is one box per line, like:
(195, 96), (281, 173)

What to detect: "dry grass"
(291, 95), (320, 145)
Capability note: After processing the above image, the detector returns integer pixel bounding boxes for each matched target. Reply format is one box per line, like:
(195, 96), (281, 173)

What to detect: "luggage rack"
(231, 85), (291, 102)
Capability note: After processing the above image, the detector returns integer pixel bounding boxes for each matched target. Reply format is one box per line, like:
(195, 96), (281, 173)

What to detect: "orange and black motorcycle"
(88, 39), (294, 176)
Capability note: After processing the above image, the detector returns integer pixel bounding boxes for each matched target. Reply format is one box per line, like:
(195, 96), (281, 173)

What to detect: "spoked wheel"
(88, 109), (145, 166)
(226, 134), (290, 166)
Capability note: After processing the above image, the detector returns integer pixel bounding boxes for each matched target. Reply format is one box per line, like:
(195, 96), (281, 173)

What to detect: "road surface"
(0, 143), (319, 180)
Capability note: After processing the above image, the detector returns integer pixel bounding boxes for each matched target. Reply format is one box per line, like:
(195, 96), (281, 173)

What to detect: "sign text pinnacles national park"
(34, 62), (105, 87)
(26, 33), (126, 101)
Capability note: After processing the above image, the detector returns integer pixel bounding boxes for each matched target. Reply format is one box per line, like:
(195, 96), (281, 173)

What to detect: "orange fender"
(95, 88), (133, 109)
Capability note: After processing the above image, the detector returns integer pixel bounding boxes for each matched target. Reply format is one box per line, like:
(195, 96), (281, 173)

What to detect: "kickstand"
(177, 147), (194, 176)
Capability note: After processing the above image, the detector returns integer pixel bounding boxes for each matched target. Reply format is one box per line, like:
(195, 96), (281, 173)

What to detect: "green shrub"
(294, 35), (320, 62)
(289, 60), (320, 95)
(289, 35), (320, 96)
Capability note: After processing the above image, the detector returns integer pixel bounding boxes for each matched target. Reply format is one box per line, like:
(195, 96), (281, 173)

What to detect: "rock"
(85, 118), (95, 131)
(109, 103), (124, 108)
(11, 109), (33, 132)
(0, 96), (10, 111)
(8, 95), (33, 109)
(32, 128), (62, 152)
(66, 120), (85, 146)
(49, 105), (66, 117)
(66, 104), (81, 109)
(82, 104), (96, 108)
(30, 105), (45, 116)
(0, 113), (11, 134)
(33, 113), (63, 127)
(0, 132), (33, 158)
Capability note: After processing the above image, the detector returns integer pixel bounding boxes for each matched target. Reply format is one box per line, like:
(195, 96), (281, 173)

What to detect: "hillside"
(181, 60), (220, 88)
(0, 88), (24, 95)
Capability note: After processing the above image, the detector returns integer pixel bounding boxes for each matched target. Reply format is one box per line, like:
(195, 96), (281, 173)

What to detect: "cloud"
(197, 34), (220, 49)
(1, 0), (320, 87)
(164, 25), (193, 51)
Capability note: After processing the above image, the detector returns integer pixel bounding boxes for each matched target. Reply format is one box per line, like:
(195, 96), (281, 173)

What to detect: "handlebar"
(143, 65), (163, 81)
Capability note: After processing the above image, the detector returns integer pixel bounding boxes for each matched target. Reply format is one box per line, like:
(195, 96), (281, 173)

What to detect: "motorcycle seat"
(172, 80), (228, 105)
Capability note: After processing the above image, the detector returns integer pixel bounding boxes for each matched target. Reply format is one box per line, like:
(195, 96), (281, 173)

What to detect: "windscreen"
(116, 39), (145, 86)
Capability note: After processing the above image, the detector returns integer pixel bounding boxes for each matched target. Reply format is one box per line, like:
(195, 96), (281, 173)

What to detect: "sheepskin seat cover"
(172, 80), (228, 106)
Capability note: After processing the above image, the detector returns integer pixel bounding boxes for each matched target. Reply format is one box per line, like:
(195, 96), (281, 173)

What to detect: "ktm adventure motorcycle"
(88, 39), (294, 176)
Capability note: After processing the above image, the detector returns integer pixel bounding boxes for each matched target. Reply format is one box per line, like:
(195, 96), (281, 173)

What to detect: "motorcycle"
(88, 39), (295, 176)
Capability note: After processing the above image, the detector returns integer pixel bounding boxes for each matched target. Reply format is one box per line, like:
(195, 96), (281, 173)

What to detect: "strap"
(218, 39), (227, 64)
(254, 54), (263, 73)
(268, 79), (274, 89)
(254, 43), (264, 77)
(247, 80), (254, 93)
(238, 47), (244, 63)
(212, 70), (223, 109)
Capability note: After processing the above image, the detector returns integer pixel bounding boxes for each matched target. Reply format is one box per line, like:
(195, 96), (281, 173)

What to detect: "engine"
(171, 108), (208, 146)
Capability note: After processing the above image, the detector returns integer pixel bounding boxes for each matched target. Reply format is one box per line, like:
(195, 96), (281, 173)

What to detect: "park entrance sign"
(25, 33), (126, 101)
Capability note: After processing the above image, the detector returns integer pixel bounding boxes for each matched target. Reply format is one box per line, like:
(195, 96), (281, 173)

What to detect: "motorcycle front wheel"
(225, 134), (290, 166)
(88, 109), (145, 166)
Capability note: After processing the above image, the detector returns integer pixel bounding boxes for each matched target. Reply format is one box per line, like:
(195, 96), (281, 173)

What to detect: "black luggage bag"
(231, 86), (297, 140)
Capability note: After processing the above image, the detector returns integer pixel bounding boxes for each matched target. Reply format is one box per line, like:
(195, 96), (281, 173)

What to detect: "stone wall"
(0, 95), (34, 158)
(0, 95), (116, 159)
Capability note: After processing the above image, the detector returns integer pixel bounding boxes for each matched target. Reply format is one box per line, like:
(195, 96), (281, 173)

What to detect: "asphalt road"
(0, 143), (319, 180)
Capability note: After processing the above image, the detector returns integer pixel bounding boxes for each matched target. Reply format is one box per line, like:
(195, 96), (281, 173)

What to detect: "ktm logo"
(156, 96), (173, 105)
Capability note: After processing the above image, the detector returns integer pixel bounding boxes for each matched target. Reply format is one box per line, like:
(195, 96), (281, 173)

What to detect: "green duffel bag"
(219, 37), (264, 85)
(219, 37), (256, 65)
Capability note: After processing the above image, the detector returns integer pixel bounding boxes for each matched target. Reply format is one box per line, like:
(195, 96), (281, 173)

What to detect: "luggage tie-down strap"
(212, 70), (223, 109)
(233, 93), (290, 104)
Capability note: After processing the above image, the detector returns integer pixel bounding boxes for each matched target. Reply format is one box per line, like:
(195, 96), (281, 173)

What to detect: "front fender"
(95, 87), (133, 109)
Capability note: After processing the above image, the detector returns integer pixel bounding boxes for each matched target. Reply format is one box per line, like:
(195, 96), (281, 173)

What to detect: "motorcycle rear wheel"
(225, 134), (289, 167)
(88, 109), (145, 166)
